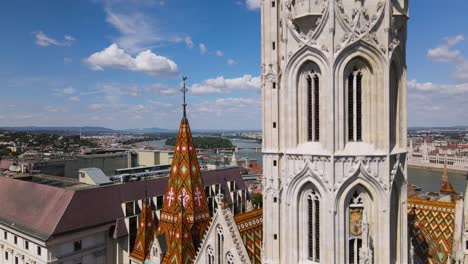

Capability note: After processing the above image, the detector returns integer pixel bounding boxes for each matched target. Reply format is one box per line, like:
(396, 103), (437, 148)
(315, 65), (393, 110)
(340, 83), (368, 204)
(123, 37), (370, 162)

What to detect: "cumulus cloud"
(34, 31), (76, 47)
(407, 80), (468, 126)
(199, 43), (207, 55)
(86, 43), (179, 76)
(227, 59), (237, 65)
(246, 0), (260, 10)
(427, 35), (464, 63)
(215, 50), (224, 57)
(190, 75), (261, 95)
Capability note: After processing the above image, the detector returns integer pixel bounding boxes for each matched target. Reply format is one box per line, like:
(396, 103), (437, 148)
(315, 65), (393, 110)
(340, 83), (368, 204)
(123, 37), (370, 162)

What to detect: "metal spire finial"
(181, 76), (188, 118)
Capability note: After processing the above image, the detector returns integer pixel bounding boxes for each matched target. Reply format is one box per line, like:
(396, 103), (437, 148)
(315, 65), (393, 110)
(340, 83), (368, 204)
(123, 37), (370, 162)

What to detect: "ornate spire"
(440, 160), (456, 195)
(181, 76), (188, 118)
(130, 199), (155, 262)
(157, 77), (211, 264)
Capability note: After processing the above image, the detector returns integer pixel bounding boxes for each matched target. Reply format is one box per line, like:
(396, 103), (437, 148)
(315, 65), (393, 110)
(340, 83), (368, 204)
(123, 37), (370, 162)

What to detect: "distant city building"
(136, 150), (171, 167)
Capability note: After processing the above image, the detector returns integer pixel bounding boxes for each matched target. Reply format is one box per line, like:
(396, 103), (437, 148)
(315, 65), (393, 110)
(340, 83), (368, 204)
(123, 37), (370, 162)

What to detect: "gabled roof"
(408, 198), (456, 263)
(130, 199), (156, 262)
(194, 204), (251, 264)
(234, 209), (263, 264)
(0, 167), (244, 242)
(0, 177), (74, 240)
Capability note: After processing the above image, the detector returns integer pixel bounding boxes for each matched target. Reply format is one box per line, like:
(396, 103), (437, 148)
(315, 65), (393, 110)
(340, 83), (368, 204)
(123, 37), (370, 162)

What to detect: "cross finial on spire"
(181, 76), (188, 118)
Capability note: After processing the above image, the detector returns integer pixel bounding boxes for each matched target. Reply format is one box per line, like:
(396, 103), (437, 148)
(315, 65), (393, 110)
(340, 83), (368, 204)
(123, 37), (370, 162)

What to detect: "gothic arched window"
(216, 225), (224, 264)
(307, 192), (320, 261)
(225, 252), (234, 264)
(207, 245), (214, 264)
(345, 188), (372, 264)
(299, 186), (320, 262)
(299, 62), (321, 143)
(347, 67), (363, 142)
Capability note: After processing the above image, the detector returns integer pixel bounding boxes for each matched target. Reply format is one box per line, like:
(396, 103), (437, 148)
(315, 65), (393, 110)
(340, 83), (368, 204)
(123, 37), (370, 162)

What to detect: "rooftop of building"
(0, 166), (245, 242)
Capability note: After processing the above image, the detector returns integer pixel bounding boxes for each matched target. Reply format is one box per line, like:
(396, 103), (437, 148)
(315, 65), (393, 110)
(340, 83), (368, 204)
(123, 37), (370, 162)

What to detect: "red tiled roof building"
(157, 79), (211, 264)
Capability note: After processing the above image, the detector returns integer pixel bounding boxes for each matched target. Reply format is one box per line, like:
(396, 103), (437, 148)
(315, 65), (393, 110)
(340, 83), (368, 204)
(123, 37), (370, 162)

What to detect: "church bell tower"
(261, 0), (409, 263)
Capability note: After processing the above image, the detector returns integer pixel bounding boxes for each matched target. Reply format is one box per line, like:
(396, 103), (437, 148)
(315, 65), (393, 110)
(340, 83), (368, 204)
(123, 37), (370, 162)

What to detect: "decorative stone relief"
(264, 64), (278, 84)
(284, 154), (332, 191)
(285, 0), (330, 46)
(334, 0), (385, 53)
(333, 156), (387, 192)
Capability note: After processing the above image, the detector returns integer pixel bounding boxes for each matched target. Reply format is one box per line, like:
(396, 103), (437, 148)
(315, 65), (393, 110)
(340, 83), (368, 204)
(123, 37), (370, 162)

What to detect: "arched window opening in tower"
(307, 72), (320, 142)
(207, 245), (214, 264)
(307, 76), (313, 142)
(307, 192), (320, 262)
(216, 225), (224, 264)
(348, 191), (365, 264)
(347, 68), (363, 142)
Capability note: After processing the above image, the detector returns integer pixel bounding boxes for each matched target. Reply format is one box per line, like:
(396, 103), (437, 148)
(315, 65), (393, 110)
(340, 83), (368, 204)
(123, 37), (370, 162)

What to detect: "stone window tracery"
(207, 245), (214, 264)
(299, 61), (321, 143)
(345, 188), (373, 264)
(225, 251), (234, 264)
(347, 67), (363, 142)
(216, 225), (224, 264)
(299, 186), (321, 262)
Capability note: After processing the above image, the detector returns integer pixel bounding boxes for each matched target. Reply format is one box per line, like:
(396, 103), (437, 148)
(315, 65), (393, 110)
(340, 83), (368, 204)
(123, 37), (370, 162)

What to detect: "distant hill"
(123, 127), (175, 133)
(0, 126), (115, 134)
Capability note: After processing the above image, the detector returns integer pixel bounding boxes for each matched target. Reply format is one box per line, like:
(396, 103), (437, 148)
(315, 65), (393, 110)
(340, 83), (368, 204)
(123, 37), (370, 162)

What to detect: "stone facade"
(261, 0), (409, 263)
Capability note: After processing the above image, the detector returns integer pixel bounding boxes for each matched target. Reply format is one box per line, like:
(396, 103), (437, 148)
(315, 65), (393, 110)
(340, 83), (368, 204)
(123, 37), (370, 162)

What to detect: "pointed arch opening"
(344, 59), (372, 143)
(298, 61), (322, 143)
(297, 182), (321, 262)
(343, 185), (374, 264)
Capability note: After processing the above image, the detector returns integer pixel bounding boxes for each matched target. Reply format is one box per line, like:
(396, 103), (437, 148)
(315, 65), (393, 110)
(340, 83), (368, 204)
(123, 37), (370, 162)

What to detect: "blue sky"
(0, 0), (466, 130)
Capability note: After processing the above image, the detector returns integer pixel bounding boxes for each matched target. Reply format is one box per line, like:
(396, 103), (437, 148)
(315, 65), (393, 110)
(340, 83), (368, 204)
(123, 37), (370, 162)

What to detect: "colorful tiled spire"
(130, 199), (155, 262)
(157, 77), (211, 264)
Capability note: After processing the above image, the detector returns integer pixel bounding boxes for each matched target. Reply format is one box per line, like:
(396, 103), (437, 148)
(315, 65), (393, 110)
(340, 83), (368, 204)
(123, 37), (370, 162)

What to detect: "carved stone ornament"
(264, 64), (277, 83)
(286, 0), (330, 46)
(334, 0), (385, 52)
(333, 156), (387, 192)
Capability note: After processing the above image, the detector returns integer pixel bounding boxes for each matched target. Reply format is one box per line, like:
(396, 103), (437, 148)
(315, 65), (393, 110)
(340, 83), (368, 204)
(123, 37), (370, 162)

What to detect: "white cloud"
(68, 96), (80, 102)
(89, 104), (105, 110)
(34, 31), (76, 47)
(44, 106), (67, 113)
(199, 43), (207, 55)
(454, 60), (468, 81)
(407, 80), (468, 127)
(227, 59), (237, 65)
(427, 35), (464, 63)
(104, 8), (189, 53)
(407, 79), (468, 94)
(215, 50), (224, 57)
(246, 0), (260, 10)
(62, 87), (76, 94)
(191, 75), (261, 95)
(86, 43), (179, 76)
(185, 37), (194, 49)
(446, 35), (464, 46)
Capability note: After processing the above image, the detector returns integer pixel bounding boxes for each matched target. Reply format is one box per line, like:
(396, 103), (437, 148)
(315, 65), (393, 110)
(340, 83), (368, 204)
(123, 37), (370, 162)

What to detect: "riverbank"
(408, 164), (467, 175)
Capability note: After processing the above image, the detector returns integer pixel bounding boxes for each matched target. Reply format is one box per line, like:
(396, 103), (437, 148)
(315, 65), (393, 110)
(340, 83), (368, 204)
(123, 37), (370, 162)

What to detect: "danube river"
(138, 138), (467, 193)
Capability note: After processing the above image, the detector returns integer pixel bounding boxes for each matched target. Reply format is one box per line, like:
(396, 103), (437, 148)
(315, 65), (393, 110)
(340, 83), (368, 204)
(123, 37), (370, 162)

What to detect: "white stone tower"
(261, 0), (409, 263)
